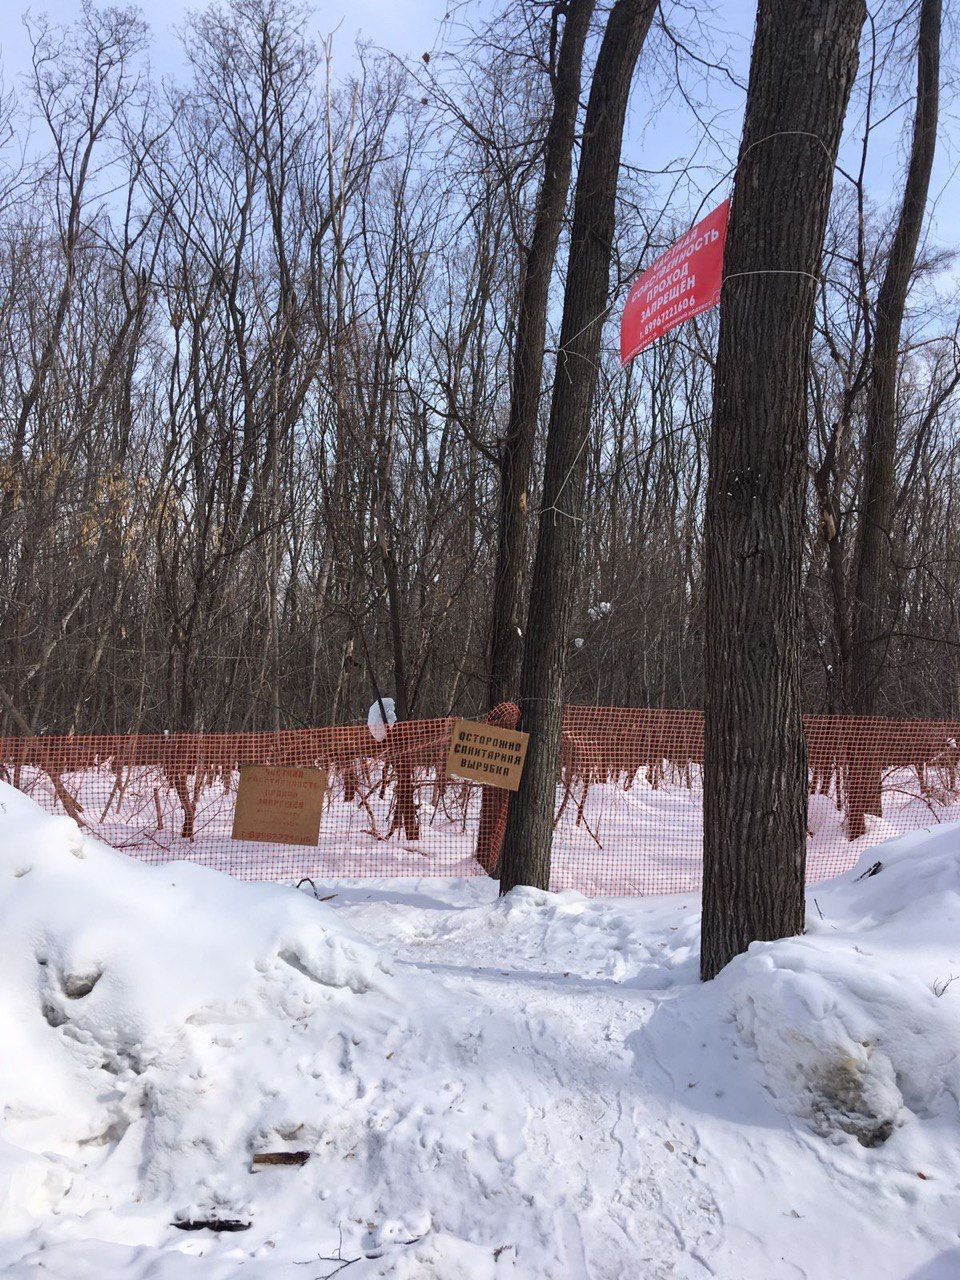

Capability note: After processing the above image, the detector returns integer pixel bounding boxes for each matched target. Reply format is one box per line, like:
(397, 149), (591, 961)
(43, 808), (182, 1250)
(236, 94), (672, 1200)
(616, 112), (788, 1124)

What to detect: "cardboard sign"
(620, 199), (730, 363)
(445, 719), (529, 791)
(231, 765), (328, 846)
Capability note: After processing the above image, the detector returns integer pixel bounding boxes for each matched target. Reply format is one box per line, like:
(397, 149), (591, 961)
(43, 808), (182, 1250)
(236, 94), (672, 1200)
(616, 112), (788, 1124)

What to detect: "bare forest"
(1, 0), (957, 736)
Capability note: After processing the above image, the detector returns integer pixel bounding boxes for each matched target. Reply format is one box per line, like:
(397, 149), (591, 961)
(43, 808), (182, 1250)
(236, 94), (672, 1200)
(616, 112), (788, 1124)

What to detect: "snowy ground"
(10, 762), (960, 895)
(2, 779), (960, 1278)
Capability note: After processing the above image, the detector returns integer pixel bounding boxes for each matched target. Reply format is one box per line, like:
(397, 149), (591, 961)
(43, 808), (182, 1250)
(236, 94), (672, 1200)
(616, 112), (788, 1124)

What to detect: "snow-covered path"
(330, 875), (960, 1280)
(332, 883), (718, 1277)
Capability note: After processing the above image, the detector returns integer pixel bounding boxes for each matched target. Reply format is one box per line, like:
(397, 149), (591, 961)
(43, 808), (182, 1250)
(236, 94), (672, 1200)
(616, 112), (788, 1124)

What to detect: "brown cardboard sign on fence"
(446, 719), (529, 791)
(231, 765), (327, 846)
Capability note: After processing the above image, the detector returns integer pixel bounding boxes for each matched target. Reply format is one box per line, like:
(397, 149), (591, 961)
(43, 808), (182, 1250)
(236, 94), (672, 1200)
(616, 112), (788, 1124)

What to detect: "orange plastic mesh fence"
(2, 708), (958, 895)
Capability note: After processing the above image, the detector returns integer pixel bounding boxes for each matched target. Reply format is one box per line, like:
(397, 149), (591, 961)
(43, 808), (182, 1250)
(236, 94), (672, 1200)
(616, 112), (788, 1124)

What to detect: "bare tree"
(850, 0), (941, 718)
(488, 0), (596, 707)
(499, 0), (658, 893)
(0, 0), (956, 760)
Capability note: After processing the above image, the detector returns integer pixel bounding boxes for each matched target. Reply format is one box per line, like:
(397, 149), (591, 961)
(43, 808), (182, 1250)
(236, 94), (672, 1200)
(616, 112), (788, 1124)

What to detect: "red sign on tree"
(620, 199), (730, 364)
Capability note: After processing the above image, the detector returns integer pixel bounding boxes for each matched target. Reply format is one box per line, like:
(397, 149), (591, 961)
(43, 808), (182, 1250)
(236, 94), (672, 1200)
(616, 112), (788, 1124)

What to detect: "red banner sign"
(620, 199), (730, 364)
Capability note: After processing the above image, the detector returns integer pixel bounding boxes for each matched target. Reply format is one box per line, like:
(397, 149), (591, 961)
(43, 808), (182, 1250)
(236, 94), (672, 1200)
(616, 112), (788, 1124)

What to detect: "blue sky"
(1, 0), (450, 76)
(1, 0), (956, 290)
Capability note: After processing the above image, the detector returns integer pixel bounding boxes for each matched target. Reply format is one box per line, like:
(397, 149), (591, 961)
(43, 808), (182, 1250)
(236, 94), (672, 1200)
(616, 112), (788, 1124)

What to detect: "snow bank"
(0, 782), (531, 1277)
(5, 776), (960, 1278)
(722, 824), (960, 1146)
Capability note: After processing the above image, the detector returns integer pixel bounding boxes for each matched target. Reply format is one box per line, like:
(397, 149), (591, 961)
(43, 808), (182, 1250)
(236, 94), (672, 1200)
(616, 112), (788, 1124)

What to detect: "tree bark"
(499, 0), (657, 894)
(488, 0), (596, 707)
(700, 0), (865, 980)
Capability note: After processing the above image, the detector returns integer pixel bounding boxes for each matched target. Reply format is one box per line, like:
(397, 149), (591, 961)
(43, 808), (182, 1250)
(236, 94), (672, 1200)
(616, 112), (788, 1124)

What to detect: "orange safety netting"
(2, 708), (958, 895)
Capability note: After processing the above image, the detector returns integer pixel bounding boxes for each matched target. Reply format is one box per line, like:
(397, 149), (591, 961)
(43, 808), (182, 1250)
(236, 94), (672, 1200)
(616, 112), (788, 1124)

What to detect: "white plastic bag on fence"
(367, 697), (397, 743)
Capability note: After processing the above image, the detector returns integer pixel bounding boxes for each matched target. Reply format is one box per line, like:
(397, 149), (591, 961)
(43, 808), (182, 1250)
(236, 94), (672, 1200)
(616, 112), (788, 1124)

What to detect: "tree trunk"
(846, 0), (940, 832)
(488, 0), (596, 707)
(700, 0), (865, 981)
(499, 0), (658, 894)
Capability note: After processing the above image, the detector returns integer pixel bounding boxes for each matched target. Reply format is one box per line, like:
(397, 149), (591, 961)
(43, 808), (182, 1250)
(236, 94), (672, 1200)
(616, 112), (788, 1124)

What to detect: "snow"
(2, 780), (960, 1278)
(13, 759), (959, 896)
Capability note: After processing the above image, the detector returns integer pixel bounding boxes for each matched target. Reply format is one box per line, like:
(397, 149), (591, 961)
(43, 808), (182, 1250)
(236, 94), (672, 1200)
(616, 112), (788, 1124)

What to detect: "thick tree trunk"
(700, 0), (865, 980)
(499, 0), (657, 894)
(846, 0), (940, 834)
(488, 0), (596, 707)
